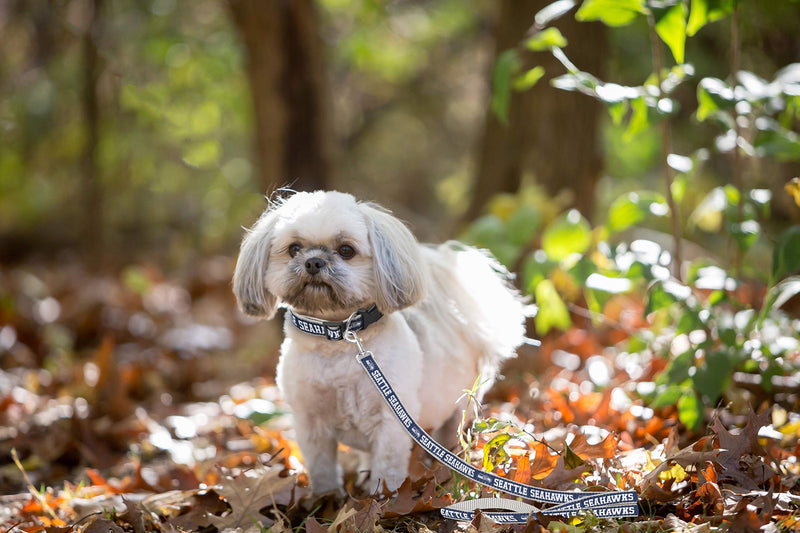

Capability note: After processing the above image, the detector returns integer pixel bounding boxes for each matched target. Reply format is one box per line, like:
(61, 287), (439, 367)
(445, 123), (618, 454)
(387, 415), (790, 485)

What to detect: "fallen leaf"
(713, 408), (779, 489)
(208, 463), (296, 532)
(568, 432), (618, 460)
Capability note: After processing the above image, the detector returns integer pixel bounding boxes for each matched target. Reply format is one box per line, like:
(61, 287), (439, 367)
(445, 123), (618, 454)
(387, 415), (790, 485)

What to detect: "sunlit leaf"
(513, 66), (546, 91)
(677, 392), (703, 430)
(524, 28), (568, 51)
(687, 0), (735, 36)
(575, 0), (646, 27)
(513, 454), (532, 483)
(541, 209), (592, 261)
(482, 433), (511, 473)
(534, 279), (572, 334)
(657, 462), (688, 482)
(607, 191), (668, 233)
(786, 178), (800, 207)
(654, 2), (688, 65)
(623, 96), (649, 142)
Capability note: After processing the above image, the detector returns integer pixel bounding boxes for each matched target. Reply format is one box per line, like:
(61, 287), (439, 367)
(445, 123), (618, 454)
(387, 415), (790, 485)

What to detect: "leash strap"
(289, 305), (383, 340)
(356, 352), (639, 522)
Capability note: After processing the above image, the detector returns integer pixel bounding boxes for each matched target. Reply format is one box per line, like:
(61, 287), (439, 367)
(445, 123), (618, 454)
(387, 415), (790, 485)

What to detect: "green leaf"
(525, 28), (568, 51)
(607, 99), (629, 126)
(651, 384), (683, 408)
(692, 350), (736, 404)
(660, 349), (694, 386)
(491, 50), (521, 126)
(513, 66), (546, 91)
(607, 191), (668, 233)
(534, 279), (572, 334)
(655, 3), (688, 65)
(677, 392), (703, 430)
(506, 204), (542, 246)
(463, 214), (506, 246)
(729, 220), (760, 253)
(182, 139), (221, 168)
(575, 0), (647, 27)
(772, 225), (800, 280)
(687, 0), (735, 37)
(623, 96), (649, 142)
(646, 280), (691, 315)
(541, 209), (592, 261)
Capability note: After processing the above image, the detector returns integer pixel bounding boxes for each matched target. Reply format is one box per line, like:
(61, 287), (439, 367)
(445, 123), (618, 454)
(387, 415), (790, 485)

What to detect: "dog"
(233, 190), (527, 494)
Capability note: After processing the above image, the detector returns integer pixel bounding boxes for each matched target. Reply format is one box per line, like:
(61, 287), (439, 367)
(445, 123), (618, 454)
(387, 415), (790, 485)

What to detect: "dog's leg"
(368, 421), (413, 493)
(294, 414), (342, 494)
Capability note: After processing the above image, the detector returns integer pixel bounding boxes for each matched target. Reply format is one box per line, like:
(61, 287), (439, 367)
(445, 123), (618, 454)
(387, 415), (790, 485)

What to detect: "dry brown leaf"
(713, 408), (779, 489)
(208, 464), (295, 533)
(568, 432), (618, 460)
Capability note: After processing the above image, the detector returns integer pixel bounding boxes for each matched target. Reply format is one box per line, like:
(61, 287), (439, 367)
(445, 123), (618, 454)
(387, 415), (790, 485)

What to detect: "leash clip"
(344, 311), (370, 360)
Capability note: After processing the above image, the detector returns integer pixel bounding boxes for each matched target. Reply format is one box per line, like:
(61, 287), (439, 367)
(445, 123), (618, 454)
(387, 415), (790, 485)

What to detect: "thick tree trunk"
(467, 0), (606, 221)
(229, 0), (333, 194)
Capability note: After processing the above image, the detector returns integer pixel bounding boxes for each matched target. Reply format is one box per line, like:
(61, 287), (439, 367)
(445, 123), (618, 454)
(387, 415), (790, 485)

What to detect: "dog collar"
(288, 304), (383, 341)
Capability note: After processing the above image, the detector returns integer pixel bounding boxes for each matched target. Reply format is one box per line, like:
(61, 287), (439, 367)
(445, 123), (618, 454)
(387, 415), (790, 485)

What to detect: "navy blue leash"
(349, 339), (639, 522)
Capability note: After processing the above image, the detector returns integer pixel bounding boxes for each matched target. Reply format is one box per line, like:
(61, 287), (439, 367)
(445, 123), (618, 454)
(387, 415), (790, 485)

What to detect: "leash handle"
(352, 349), (639, 523)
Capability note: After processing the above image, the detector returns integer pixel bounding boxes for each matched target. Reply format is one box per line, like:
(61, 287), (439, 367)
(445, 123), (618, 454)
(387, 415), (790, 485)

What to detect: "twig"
(10, 448), (59, 521)
(730, 3), (744, 279)
(647, 13), (683, 281)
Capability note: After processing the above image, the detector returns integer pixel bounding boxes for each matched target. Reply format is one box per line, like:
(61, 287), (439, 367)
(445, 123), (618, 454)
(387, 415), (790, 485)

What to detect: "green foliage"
(575, 0), (646, 27)
(654, 2), (688, 65)
(472, 0), (800, 434)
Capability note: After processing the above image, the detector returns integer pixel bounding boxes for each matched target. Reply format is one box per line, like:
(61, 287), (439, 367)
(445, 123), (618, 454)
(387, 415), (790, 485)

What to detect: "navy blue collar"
(288, 304), (383, 341)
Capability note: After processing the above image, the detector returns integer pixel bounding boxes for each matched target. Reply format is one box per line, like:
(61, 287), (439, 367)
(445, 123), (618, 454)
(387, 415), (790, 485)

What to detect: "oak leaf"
(208, 464), (296, 533)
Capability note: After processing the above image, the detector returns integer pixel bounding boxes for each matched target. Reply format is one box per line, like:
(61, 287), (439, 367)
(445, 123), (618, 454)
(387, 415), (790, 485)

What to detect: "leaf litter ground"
(1, 261), (799, 532)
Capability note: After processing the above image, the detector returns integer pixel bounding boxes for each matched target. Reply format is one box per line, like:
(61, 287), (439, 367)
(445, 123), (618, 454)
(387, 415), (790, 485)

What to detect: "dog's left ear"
(360, 203), (426, 312)
(233, 208), (279, 319)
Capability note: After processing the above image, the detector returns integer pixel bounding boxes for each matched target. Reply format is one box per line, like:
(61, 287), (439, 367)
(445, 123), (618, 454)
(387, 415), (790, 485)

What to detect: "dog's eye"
(288, 243), (302, 258)
(337, 244), (356, 260)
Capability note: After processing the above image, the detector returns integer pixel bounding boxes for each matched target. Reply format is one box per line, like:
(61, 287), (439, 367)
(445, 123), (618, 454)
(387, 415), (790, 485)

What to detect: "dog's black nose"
(304, 257), (326, 274)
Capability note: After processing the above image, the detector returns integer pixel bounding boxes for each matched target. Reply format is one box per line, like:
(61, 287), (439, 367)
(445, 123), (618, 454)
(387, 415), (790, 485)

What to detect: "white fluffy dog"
(233, 191), (526, 494)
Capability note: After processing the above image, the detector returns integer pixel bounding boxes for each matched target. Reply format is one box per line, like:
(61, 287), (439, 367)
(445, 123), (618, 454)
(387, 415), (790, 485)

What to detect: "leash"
(344, 330), (639, 523)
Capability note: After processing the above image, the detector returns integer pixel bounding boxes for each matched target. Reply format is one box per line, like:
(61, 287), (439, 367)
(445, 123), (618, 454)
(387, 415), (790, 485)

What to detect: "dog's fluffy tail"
(417, 241), (528, 371)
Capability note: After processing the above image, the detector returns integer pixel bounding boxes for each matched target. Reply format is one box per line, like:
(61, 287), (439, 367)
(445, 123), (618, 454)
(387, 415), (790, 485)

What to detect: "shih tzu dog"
(233, 190), (527, 494)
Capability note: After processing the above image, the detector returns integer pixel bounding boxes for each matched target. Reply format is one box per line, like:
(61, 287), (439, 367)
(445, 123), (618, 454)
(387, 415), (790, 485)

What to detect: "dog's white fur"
(233, 191), (526, 494)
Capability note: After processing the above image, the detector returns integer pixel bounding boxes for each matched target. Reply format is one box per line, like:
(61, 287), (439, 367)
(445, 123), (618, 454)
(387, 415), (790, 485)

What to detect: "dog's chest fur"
(276, 342), (392, 448)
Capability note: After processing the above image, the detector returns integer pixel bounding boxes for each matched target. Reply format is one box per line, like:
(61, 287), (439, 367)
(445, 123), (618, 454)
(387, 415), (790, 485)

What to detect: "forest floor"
(1, 258), (798, 532)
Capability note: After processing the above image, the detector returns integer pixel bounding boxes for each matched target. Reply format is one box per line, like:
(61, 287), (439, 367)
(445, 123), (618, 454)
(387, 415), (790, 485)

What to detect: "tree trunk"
(81, 0), (103, 265)
(229, 0), (333, 194)
(467, 0), (606, 221)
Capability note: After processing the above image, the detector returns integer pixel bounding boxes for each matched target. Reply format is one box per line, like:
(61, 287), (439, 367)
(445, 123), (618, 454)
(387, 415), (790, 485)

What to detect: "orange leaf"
(569, 432), (618, 460)
(513, 454), (531, 484)
(529, 440), (558, 480)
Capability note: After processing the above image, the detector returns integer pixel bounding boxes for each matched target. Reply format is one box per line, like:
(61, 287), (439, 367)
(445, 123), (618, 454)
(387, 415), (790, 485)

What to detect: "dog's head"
(233, 191), (425, 319)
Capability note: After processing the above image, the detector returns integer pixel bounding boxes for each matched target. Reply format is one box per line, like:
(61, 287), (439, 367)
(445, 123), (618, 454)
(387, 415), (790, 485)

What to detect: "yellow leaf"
(658, 462), (687, 483)
(785, 177), (800, 207)
(483, 434), (511, 473)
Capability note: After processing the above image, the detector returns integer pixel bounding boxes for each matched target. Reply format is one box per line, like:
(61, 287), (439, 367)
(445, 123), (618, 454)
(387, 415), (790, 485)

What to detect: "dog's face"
(233, 191), (426, 319)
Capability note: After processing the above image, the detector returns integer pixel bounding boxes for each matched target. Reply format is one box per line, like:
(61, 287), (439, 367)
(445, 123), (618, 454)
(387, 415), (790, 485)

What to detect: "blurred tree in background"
(0, 0), (798, 270)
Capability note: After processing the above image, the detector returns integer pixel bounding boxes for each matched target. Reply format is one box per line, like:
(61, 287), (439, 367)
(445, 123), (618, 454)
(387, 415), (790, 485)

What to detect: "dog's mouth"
(304, 280), (333, 292)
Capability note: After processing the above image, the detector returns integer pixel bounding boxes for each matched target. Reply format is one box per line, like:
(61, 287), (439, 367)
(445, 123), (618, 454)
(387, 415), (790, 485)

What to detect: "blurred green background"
(1, 0), (798, 271)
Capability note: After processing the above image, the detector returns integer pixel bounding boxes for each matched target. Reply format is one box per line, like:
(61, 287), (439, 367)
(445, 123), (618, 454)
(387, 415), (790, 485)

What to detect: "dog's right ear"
(233, 209), (279, 319)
